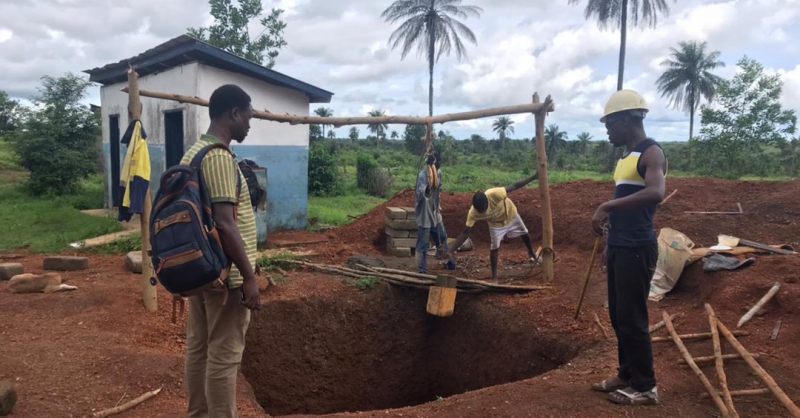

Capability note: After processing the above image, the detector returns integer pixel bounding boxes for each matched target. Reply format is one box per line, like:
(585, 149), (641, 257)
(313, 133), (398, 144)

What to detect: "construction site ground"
(1, 178), (799, 417)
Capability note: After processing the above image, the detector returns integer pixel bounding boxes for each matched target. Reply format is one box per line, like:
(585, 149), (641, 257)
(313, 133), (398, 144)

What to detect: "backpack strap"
(189, 143), (243, 204)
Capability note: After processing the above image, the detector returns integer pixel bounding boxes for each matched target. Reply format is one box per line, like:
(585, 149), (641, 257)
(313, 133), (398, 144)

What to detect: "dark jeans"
(415, 223), (454, 273)
(607, 244), (658, 392)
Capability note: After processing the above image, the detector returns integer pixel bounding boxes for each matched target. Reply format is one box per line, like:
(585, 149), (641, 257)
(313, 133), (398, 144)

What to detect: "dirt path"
(0, 178), (798, 417)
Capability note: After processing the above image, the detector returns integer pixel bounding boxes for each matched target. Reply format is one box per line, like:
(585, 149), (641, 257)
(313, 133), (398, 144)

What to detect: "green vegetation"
(255, 251), (300, 272)
(88, 232), (142, 255)
(350, 277), (381, 291)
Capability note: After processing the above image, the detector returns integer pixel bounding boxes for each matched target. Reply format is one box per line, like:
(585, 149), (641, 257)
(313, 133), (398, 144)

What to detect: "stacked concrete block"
(384, 207), (418, 257)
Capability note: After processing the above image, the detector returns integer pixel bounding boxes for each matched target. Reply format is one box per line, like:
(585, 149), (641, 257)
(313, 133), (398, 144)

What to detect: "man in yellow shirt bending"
(447, 173), (540, 283)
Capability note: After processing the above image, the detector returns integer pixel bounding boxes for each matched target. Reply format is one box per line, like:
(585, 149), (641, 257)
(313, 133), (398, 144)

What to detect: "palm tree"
(382, 0), (483, 116)
(576, 132), (593, 156)
(314, 107), (333, 138)
(545, 124), (568, 162)
(349, 126), (360, 142)
(569, 0), (672, 90)
(492, 116), (515, 148)
(390, 130), (399, 139)
(656, 41), (725, 140)
(327, 130), (336, 139)
(368, 109), (388, 147)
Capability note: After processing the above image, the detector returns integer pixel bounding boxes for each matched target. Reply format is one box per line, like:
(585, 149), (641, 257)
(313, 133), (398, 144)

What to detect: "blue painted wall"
(104, 143), (308, 234)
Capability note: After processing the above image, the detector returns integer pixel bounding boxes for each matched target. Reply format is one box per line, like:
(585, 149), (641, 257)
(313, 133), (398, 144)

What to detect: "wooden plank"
(706, 304), (739, 418)
(427, 287), (457, 317)
(771, 319), (783, 341)
(69, 229), (139, 250)
(663, 311), (730, 418)
(716, 315), (800, 418)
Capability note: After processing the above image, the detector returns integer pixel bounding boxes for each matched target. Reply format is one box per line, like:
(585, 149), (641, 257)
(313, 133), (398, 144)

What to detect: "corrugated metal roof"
(84, 35), (333, 103)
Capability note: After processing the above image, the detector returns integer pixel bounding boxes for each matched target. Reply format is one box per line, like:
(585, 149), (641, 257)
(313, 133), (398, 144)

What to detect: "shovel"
(575, 237), (602, 320)
(718, 234), (795, 255)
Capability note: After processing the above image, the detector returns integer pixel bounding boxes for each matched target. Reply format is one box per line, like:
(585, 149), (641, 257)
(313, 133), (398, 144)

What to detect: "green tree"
(544, 124), (568, 163)
(0, 91), (20, 136)
(656, 41), (725, 140)
(576, 132), (593, 156)
(382, 0), (483, 116)
(696, 57), (797, 178)
(568, 0), (672, 90)
(187, 0), (287, 68)
(314, 107), (333, 138)
(403, 124), (427, 154)
(9, 73), (100, 194)
(390, 130), (399, 139)
(308, 143), (340, 196)
(492, 116), (515, 148)
(349, 126), (360, 142)
(367, 109), (388, 147)
(327, 129), (336, 139)
(309, 124), (322, 143)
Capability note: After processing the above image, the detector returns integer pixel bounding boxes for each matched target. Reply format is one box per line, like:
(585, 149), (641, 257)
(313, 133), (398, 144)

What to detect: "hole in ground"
(242, 285), (579, 416)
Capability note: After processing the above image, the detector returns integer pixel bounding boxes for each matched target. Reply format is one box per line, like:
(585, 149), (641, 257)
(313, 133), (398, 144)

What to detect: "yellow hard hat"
(600, 89), (649, 122)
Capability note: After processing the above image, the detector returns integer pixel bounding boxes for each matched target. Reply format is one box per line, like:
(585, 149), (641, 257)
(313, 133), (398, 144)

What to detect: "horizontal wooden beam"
(121, 87), (555, 127)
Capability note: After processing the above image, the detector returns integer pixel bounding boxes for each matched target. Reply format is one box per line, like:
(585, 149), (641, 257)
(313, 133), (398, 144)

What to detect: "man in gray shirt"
(415, 152), (456, 273)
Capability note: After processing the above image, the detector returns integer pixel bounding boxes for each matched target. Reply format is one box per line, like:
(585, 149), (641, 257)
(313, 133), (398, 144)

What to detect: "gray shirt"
(415, 167), (442, 229)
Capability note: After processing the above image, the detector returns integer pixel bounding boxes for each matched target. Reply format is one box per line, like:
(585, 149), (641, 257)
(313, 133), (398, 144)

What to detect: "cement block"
(0, 263), (23, 281)
(384, 207), (406, 220)
(385, 226), (409, 238)
(43, 256), (89, 271)
(385, 218), (418, 231)
(0, 381), (17, 416)
(408, 229), (418, 238)
(386, 244), (412, 258)
(389, 237), (418, 249)
(125, 251), (143, 274)
(400, 207), (416, 219)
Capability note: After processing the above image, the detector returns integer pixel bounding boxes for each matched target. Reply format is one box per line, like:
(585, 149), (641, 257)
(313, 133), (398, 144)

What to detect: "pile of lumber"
(384, 207), (419, 257)
(287, 260), (549, 294)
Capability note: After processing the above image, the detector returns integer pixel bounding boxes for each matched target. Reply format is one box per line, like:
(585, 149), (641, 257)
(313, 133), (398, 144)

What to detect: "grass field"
(0, 140), (123, 253)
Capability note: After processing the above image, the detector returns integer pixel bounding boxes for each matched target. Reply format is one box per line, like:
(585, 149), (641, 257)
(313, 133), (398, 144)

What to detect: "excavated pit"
(242, 285), (579, 416)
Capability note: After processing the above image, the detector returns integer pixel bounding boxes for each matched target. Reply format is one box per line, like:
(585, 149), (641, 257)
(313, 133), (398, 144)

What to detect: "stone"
(385, 218), (418, 231)
(43, 256), (89, 271)
(126, 251), (143, 274)
(400, 207), (416, 219)
(448, 237), (474, 252)
(0, 264), (23, 281)
(386, 244), (412, 258)
(385, 226), (410, 238)
(0, 381), (17, 416)
(389, 237), (418, 249)
(384, 207), (406, 220)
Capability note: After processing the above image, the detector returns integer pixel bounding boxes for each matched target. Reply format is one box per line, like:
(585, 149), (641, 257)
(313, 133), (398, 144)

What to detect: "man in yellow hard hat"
(590, 89), (667, 406)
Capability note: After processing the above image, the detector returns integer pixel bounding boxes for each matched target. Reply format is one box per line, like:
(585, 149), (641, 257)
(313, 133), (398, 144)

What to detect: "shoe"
(606, 386), (660, 406)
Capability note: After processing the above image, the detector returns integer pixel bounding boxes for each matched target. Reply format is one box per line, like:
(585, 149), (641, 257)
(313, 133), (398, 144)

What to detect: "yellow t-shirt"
(466, 187), (518, 228)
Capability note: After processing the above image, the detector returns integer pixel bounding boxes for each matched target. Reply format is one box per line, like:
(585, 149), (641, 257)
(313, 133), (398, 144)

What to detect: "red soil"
(1, 178), (799, 417)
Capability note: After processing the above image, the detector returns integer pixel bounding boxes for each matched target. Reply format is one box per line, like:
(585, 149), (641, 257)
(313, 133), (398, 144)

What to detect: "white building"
(85, 35), (333, 238)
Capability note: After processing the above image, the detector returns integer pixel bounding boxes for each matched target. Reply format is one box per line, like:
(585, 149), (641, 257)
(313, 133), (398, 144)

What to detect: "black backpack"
(238, 159), (264, 208)
(149, 143), (241, 296)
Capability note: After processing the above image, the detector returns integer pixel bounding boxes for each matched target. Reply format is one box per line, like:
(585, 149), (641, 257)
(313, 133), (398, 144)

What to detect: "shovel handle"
(575, 237), (602, 320)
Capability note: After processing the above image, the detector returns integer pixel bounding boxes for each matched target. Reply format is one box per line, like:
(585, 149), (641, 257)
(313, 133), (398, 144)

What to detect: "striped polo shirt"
(181, 134), (257, 288)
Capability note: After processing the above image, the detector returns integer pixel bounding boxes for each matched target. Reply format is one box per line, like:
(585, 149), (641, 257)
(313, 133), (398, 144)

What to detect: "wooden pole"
(738, 281), (781, 328)
(650, 312), (683, 333)
(574, 236), (601, 319)
(533, 93), (555, 283)
(92, 388), (161, 418)
(701, 389), (771, 398)
(663, 311), (731, 418)
(122, 87), (554, 127)
(716, 316), (800, 417)
(679, 353), (762, 365)
(652, 330), (748, 343)
(127, 67), (157, 313)
(706, 304), (739, 418)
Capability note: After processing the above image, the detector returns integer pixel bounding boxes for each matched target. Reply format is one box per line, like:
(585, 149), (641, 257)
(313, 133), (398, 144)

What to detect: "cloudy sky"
(1, 0), (799, 142)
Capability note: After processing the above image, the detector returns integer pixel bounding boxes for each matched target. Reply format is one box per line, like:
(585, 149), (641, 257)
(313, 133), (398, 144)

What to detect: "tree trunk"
(617, 0), (628, 91)
(428, 4), (436, 117)
(689, 88), (696, 140)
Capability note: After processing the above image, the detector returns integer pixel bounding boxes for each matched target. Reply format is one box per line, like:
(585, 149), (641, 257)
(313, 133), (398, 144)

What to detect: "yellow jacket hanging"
(117, 120), (151, 222)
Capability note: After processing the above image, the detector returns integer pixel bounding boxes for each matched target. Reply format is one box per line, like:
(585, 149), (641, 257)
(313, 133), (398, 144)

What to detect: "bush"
(10, 74), (100, 195)
(308, 143), (340, 196)
(356, 153), (378, 189)
(366, 168), (393, 198)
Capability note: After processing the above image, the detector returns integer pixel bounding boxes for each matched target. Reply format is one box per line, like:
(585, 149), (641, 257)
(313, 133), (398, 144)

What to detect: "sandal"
(606, 387), (660, 406)
(591, 377), (629, 393)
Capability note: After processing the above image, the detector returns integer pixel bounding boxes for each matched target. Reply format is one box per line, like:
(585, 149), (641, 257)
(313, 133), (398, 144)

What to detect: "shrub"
(356, 153), (377, 189)
(366, 168), (393, 198)
(308, 143), (340, 196)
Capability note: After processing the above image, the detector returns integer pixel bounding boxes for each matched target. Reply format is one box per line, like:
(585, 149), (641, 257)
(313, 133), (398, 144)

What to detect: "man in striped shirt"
(182, 84), (261, 418)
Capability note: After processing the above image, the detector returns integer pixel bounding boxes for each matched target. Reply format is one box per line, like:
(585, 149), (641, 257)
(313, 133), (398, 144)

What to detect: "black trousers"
(607, 244), (658, 392)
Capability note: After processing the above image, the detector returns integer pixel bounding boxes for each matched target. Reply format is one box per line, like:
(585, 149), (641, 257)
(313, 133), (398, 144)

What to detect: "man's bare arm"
(505, 172), (539, 194)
